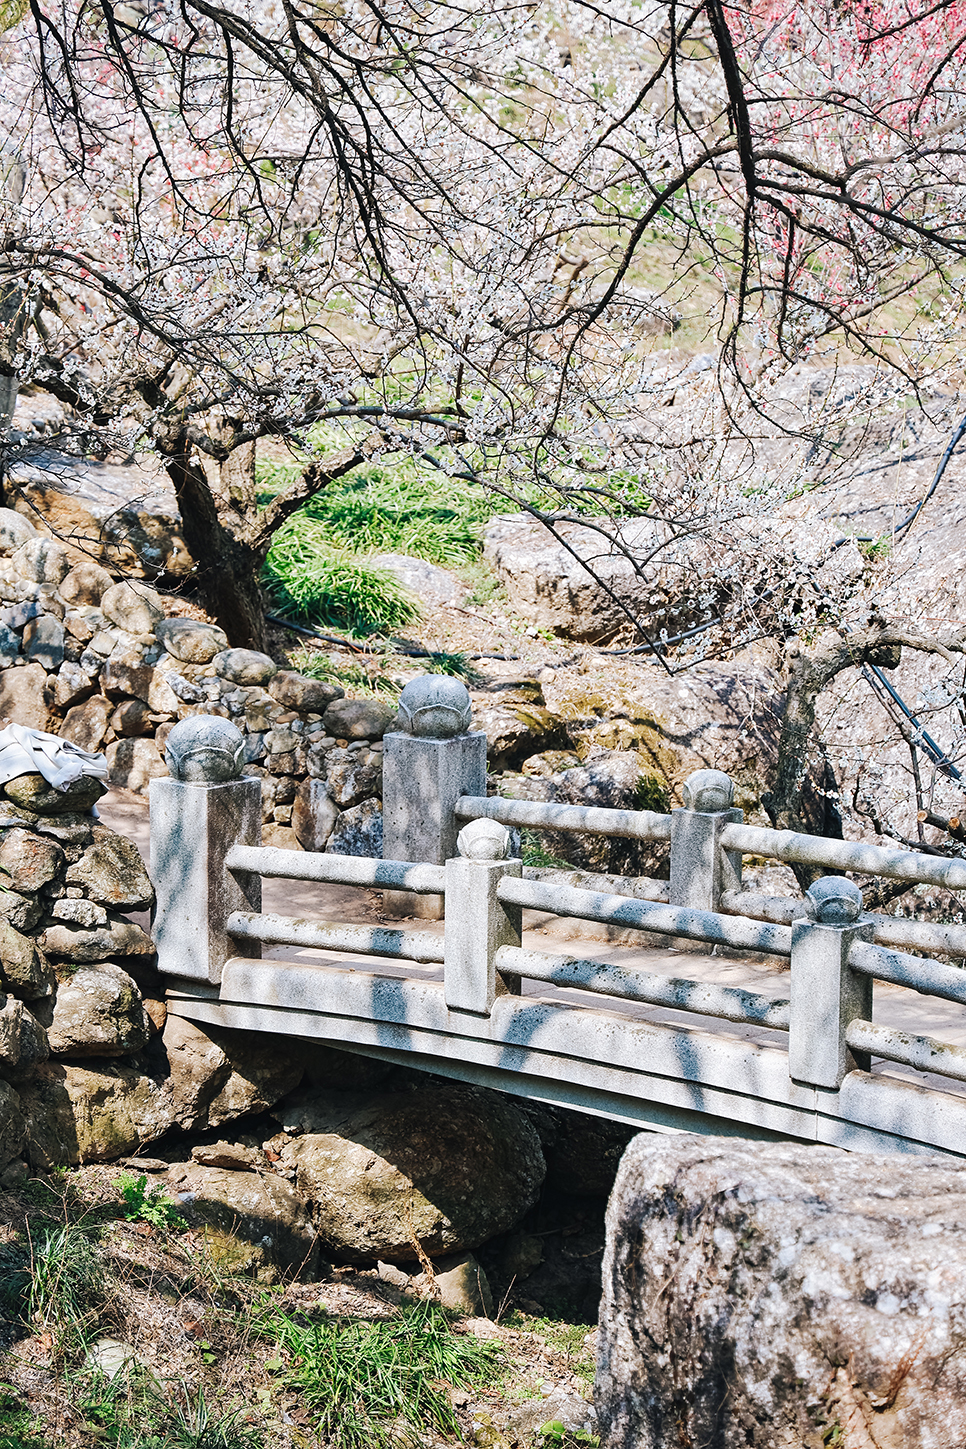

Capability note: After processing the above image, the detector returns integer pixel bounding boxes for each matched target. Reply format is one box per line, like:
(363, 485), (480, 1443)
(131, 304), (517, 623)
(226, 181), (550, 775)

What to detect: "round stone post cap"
(164, 715), (246, 783)
(457, 817), (512, 860)
(681, 768), (735, 813)
(396, 674), (473, 739)
(805, 876), (864, 925)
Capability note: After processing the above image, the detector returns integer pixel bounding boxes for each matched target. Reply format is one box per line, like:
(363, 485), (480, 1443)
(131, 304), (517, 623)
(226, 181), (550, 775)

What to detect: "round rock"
(396, 675), (472, 739)
(58, 562), (113, 607)
(100, 581), (165, 635)
(0, 508), (36, 556)
(212, 648), (277, 686)
(156, 617), (229, 665)
(321, 696), (397, 741)
(164, 715), (246, 783)
(11, 537), (71, 587)
(269, 670), (345, 713)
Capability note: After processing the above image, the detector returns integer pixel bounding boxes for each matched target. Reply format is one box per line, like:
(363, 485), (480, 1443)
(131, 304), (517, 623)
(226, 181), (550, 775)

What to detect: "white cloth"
(0, 722), (108, 790)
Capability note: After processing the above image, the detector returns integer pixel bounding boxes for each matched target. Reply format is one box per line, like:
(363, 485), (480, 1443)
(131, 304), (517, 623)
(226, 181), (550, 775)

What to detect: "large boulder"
(161, 1014), (304, 1131)
(167, 1163), (320, 1282)
(22, 1059), (174, 1167)
(598, 1136), (966, 1449)
(277, 1081), (546, 1263)
(46, 963), (151, 1057)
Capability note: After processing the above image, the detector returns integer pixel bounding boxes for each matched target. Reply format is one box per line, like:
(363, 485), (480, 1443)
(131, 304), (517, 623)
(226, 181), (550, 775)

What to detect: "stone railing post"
(150, 715), (261, 985)
(789, 878), (873, 1089)
(382, 675), (488, 920)
(670, 769), (742, 926)
(444, 818), (522, 1015)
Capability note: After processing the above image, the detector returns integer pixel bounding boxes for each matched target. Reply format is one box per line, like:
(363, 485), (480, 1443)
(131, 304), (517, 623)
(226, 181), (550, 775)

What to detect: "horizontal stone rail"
(719, 820), (966, 890)
(225, 911), (446, 962)
(456, 793), (673, 841)
(495, 945), (790, 1028)
(225, 842), (446, 895)
(846, 1018), (966, 1084)
(497, 876), (794, 955)
(721, 888), (966, 959)
(848, 939), (966, 1005)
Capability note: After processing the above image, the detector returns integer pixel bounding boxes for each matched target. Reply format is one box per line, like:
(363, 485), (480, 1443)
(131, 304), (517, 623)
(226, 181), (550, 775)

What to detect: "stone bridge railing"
(149, 676), (966, 1157)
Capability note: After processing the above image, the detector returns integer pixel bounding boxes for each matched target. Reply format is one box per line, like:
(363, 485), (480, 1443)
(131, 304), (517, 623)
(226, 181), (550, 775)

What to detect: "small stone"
(46, 659), (96, 710)
(3, 773), (105, 817)
(0, 599), (42, 631)
(65, 829), (154, 909)
(190, 1141), (264, 1171)
(100, 581), (164, 635)
(433, 1254), (494, 1317)
(325, 798), (383, 857)
(0, 508), (36, 555)
(41, 916), (155, 962)
(100, 650), (154, 701)
(0, 827), (64, 889)
(322, 696), (397, 741)
(261, 824), (302, 851)
(292, 779), (340, 852)
(325, 752), (382, 808)
(109, 699), (152, 737)
(63, 611), (96, 643)
(0, 889), (43, 932)
(51, 897), (108, 927)
(21, 614), (65, 670)
(60, 695), (114, 753)
(269, 670), (344, 713)
(11, 537), (70, 587)
(155, 617), (229, 664)
(58, 563), (113, 607)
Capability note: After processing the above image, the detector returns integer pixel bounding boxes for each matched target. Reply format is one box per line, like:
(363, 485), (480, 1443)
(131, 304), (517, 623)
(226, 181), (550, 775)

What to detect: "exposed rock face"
(22, 1060), (174, 1167)
(277, 1082), (546, 1263)
(0, 1078), (27, 1167)
(168, 1163), (320, 1282)
(65, 827), (155, 909)
(598, 1136), (966, 1449)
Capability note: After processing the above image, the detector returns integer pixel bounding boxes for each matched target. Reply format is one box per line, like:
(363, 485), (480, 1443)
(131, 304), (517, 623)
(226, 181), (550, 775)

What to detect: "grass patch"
(521, 830), (574, 870)
(288, 647), (402, 701)
(258, 1298), (504, 1449)
(263, 523), (420, 637)
(503, 1313), (596, 1385)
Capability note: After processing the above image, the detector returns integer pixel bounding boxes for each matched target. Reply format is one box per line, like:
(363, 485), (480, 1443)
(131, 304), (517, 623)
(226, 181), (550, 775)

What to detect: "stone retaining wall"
(0, 508), (393, 855)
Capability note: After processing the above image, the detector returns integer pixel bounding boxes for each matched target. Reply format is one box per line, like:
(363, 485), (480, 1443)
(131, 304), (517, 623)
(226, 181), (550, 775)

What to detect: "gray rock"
(171, 1163), (320, 1282)
(0, 621), (18, 663)
(60, 695), (113, 752)
(3, 773), (105, 816)
(50, 898), (108, 927)
(0, 507), (36, 555)
(57, 562), (113, 607)
(65, 830), (154, 909)
(99, 581), (164, 635)
(0, 996), (48, 1076)
(507, 1388), (596, 1443)
(161, 1014), (304, 1132)
(0, 1078), (26, 1168)
(22, 1059), (174, 1167)
(1, 598), (42, 630)
(41, 916), (155, 962)
(325, 798), (383, 858)
(0, 889), (43, 932)
(46, 963), (150, 1057)
(291, 779), (340, 852)
(278, 1081), (545, 1262)
(0, 661), (52, 730)
(0, 919), (54, 999)
(367, 553), (463, 606)
(109, 699), (152, 737)
(212, 648), (277, 686)
(325, 749), (382, 808)
(0, 827), (64, 890)
(105, 737), (167, 791)
(21, 612), (63, 669)
(45, 659), (96, 709)
(433, 1253), (494, 1316)
(11, 536), (70, 587)
(268, 669), (344, 713)
(598, 1136), (966, 1449)
(155, 616), (228, 664)
(322, 696), (396, 741)
(100, 648), (154, 701)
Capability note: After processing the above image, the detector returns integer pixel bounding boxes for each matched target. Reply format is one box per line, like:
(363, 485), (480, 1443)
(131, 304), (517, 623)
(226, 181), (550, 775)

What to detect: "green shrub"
(263, 522), (420, 636)
(117, 1173), (187, 1232)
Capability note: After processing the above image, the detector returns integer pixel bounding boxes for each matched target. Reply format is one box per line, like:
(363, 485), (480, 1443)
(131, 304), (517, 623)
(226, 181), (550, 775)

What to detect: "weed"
(260, 1297), (503, 1449)
(116, 1173), (187, 1232)
(27, 1222), (103, 1332)
(79, 1371), (262, 1449)
(288, 647), (402, 700)
(521, 831), (574, 870)
(504, 1313), (596, 1383)
(858, 534), (892, 561)
(411, 649), (484, 684)
(0, 1382), (51, 1449)
(536, 1422), (598, 1449)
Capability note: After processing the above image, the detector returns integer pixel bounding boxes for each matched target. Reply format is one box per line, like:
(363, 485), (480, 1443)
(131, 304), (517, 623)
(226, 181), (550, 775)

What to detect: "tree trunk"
(162, 443), (270, 651)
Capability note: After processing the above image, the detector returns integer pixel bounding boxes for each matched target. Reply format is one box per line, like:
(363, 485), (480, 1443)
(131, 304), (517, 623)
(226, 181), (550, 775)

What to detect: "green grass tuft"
(263, 521), (420, 637)
(259, 1298), (503, 1449)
